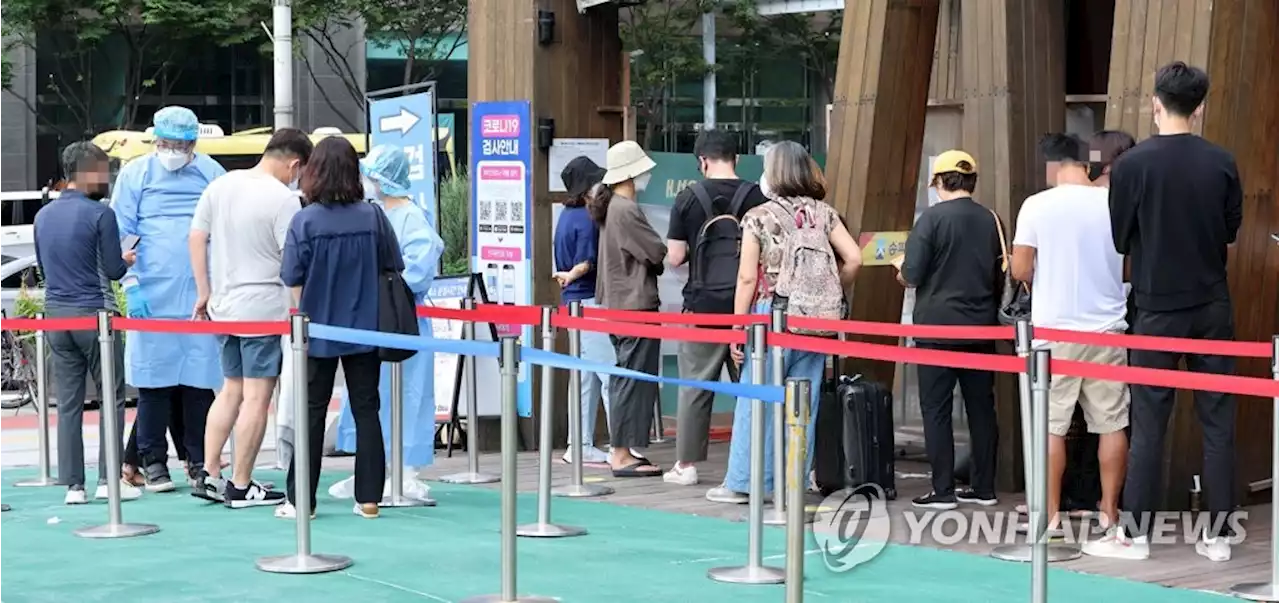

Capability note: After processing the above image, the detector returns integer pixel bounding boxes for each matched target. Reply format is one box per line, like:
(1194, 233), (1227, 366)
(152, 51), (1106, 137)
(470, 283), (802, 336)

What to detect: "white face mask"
(362, 176), (380, 199)
(758, 174), (773, 198)
(156, 149), (191, 172)
(633, 171), (652, 192)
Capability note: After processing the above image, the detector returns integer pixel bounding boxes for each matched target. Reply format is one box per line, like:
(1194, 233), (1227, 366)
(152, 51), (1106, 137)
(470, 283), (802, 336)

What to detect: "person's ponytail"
(585, 182), (612, 225)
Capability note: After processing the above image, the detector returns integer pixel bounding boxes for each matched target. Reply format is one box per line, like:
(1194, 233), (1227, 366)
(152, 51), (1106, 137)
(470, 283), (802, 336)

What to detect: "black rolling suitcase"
(815, 375), (897, 500)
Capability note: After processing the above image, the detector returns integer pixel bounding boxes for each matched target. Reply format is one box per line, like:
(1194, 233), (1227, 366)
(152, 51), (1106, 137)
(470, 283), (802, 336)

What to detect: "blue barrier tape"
(309, 323), (783, 403)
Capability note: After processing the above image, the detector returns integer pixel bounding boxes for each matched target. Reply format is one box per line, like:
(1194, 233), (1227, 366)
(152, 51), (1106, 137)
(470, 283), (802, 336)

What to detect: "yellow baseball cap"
(931, 150), (978, 177)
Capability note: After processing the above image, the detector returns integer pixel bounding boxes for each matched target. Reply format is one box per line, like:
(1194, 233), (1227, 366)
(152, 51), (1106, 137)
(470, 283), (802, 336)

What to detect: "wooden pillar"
(468, 0), (624, 450)
(1107, 0), (1278, 509)
(827, 0), (939, 387)
(959, 0), (1066, 491)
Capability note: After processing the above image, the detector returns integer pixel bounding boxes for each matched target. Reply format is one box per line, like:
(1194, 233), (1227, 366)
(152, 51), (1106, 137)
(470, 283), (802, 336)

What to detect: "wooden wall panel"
(827, 0), (939, 389)
(928, 0), (962, 103)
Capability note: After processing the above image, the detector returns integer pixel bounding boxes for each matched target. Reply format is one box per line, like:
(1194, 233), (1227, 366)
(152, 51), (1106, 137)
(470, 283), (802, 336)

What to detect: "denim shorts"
(218, 335), (283, 379)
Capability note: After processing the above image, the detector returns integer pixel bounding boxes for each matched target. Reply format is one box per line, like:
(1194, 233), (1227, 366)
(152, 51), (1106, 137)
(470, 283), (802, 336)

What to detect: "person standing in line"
(1083, 61), (1242, 563)
(188, 128), (314, 508)
(112, 106), (224, 492)
(553, 156), (616, 465)
(662, 129), (765, 487)
(1009, 133), (1131, 538)
(1087, 130), (1138, 336)
(35, 141), (142, 505)
(280, 137), (404, 519)
(332, 145), (445, 491)
(896, 150), (1003, 510)
(589, 140), (666, 478)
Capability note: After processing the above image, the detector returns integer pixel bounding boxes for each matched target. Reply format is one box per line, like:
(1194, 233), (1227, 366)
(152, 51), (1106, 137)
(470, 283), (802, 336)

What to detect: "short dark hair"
(60, 141), (108, 181)
(265, 128), (314, 163)
(1089, 130), (1136, 167)
(935, 171), (977, 194)
(693, 129), (738, 163)
(763, 141), (826, 200)
(300, 137), (363, 205)
(1038, 133), (1087, 164)
(1154, 61), (1209, 117)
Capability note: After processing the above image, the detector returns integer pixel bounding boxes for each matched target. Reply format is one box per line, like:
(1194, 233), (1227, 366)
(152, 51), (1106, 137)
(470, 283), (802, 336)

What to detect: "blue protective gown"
(336, 200), (444, 467)
(113, 153), (225, 390)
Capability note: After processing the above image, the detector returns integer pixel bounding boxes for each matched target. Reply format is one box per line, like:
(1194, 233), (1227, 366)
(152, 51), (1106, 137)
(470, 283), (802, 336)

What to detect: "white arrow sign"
(378, 107), (421, 135)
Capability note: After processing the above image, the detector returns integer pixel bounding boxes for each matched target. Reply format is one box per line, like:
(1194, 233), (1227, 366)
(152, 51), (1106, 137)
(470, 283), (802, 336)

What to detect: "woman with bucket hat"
(589, 141), (666, 477)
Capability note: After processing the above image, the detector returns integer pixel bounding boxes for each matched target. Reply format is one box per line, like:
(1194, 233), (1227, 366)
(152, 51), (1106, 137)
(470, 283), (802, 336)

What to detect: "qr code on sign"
(479, 201), (492, 221)
(494, 201), (508, 222)
(509, 201), (523, 223)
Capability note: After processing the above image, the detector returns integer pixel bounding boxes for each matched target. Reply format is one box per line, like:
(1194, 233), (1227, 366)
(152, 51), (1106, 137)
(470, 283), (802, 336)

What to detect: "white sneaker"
(274, 503), (315, 520)
(352, 502), (379, 519)
(562, 446), (609, 465)
(1195, 530), (1231, 562)
(1081, 526), (1149, 560)
(705, 485), (749, 504)
(95, 480), (142, 502)
(663, 464), (698, 486)
(64, 488), (88, 505)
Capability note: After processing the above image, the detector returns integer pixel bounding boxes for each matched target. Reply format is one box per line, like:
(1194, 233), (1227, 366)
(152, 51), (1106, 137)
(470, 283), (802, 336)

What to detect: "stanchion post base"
(255, 553), (353, 574)
(707, 564), (786, 585)
(1, 504), (11, 512)
(1227, 581), (1279, 602)
(73, 522), (160, 539)
(13, 476), (58, 487)
(551, 483), (613, 498)
(516, 522), (587, 538)
(649, 436), (668, 444)
(988, 543), (1082, 562)
(437, 472), (500, 485)
(459, 595), (559, 603)
(762, 509), (815, 526)
(379, 495), (436, 508)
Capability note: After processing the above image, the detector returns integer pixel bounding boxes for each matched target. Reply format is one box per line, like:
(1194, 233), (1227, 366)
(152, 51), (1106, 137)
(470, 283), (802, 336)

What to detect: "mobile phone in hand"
(122, 234), (140, 250)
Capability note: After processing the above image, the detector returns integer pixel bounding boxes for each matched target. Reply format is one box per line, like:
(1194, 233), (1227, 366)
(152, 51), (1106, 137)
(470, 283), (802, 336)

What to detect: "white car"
(0, 253), (40, 319)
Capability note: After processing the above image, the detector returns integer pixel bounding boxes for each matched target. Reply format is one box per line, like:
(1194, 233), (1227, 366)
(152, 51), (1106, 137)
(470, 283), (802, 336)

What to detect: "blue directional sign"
(369, 91), (439, 228)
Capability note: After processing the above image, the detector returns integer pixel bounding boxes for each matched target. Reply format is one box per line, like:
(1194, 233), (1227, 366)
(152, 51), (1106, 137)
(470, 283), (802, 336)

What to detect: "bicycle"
(1, 317), (40, 411)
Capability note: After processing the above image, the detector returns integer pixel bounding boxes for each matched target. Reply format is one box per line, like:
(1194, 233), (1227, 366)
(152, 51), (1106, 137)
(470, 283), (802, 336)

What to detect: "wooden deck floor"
(410, 440), (1275, 598)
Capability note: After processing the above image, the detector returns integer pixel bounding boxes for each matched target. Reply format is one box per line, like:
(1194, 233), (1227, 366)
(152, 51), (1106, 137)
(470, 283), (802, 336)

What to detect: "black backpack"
(687, 182), (753, 314)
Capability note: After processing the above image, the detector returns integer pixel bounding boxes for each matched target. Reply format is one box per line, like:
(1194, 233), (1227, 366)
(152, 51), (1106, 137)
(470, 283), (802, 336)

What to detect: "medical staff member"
(334, 145), (444, 491)
(113, 106), (224, 492)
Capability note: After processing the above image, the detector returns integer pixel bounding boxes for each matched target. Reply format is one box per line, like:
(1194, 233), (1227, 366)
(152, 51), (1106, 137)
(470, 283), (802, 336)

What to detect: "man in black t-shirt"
(662, 129), (765, 490)
(1083, 61), (1242, 564)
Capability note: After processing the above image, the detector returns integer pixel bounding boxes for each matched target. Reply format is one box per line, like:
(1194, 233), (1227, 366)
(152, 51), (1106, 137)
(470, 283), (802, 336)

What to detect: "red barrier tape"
(789, 315), (1012, 341)
(476, 303), (542, 326)
(0, 317), (97, 332)
(113, 318), (290, 336)
(552, 314), (746, 346)
(1036, 328), (1272, 359)
(579, 306), (765, 327)
(1055, 359), (1278, 399)
(417, 304), (531, 325)
(771, 332), (1025, 375)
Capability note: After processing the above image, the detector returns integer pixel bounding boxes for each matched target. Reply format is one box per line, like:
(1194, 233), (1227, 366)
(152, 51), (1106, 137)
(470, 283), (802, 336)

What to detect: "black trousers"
(288, 352), (384, 510)
(125, 392), (188, 468)
(136, 386), (211, 469)
(1123, 298), (1236, 537)
(608, 335), (660, 449)
(916, 341), (999, 497)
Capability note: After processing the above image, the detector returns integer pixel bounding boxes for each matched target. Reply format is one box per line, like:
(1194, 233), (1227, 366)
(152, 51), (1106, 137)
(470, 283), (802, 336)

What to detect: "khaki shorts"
(1047, 339), (1130, 437)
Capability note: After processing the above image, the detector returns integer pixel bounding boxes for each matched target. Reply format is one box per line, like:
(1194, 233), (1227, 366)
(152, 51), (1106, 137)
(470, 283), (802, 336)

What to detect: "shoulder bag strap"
(988, 208), (1009, 273)
(689, 182), (717, 220)
(728, 183), (753, 217)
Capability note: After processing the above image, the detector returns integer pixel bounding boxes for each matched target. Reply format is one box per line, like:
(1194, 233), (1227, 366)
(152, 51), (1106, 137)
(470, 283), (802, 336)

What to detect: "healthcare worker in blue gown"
(112, 106), (224, 492)
(334, 145), (444, 494)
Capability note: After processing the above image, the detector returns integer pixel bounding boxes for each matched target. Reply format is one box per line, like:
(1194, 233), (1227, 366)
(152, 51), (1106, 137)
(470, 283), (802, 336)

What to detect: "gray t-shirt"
(191, 169), (301, 322)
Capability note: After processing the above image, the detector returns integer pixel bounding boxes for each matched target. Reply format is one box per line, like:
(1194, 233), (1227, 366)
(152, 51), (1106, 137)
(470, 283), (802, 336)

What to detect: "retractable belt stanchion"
(709, 323), (786, 585)
(1030, 348), (1050, 603)
(764, 308), (813, 526)
(381, 361), (434, 507)
(552, 301), (613, 498)
(256, 314), (352, 574)
(650, 399), (667, 444)
(1228, 336), (1280, 602)
(74, 310), (159, 539)
(462, 336), (557, 603)
(440, 298), (500, 484)
(991, 321), (1079, 564)
(15, 312), (56, 487)
(784, 378), (811, 603)
(518, 307), (586, 538)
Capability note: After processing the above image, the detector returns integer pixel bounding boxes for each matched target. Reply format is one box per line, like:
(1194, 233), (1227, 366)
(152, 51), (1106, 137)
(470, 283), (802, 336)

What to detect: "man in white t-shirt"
(188, 128), (313, 508)
(1010, 133), (1129, 536)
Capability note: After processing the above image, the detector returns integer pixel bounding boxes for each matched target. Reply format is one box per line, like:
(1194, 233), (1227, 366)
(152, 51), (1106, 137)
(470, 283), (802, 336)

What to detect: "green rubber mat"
(1, 468), (1228, 603)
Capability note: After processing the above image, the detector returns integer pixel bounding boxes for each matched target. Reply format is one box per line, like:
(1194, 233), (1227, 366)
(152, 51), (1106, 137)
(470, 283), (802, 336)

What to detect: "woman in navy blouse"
(280, 137), (404, 519)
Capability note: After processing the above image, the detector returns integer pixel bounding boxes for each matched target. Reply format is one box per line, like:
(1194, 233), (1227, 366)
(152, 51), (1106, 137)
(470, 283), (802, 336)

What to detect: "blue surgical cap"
(152, 106), (200, 141)
(360, 144), (412, 197)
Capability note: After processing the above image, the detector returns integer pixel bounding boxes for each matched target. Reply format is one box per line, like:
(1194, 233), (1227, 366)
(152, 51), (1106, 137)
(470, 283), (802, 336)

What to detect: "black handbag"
(373, 205), (419, 362)
(990, 208), (1031, 325)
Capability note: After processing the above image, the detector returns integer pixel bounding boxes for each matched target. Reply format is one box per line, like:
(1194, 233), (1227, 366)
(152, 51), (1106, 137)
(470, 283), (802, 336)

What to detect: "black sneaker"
(956, 488), (998, 507)
(185, 462), (205, 489)
(143, 463), (175, 493)
(224, 480), (287, 508)
(190, 471), (225, 503)
(912, 491), (958, 510)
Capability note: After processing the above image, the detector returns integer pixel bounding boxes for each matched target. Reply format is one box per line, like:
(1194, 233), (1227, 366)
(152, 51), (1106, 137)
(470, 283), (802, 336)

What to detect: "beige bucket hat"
(602, 140), (657, 186)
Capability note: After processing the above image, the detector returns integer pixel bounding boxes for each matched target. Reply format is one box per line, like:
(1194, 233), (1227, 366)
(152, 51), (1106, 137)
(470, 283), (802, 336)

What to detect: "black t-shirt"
(667, 178), (767, 305)
(900, 197), (1003, 335)
(1109, 134), (1242, 312)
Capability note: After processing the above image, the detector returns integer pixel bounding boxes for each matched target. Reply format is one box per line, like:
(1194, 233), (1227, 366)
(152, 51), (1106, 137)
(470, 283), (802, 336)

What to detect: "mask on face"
(362, 176), (380, 199)
(759, 174), (773, 198)
(633, 171), (652, 192)
(287, 162), (301, 190)
(1087, 162), (1106, 182)
(86, 190), (107, 201)
(156, 149), (190, 172)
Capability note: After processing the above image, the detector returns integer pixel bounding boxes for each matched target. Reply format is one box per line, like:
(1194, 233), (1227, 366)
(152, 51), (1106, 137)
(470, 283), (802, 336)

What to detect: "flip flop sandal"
(611, 462), (661, 478)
